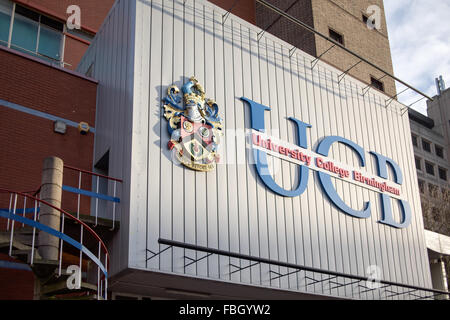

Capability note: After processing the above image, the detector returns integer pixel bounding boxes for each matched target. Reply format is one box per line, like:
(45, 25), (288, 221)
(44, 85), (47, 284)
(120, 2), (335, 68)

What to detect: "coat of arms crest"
(162, 77), (223, 172)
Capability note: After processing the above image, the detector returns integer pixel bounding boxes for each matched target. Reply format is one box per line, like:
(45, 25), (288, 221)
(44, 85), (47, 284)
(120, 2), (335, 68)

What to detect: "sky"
(384, 0), (450, 115)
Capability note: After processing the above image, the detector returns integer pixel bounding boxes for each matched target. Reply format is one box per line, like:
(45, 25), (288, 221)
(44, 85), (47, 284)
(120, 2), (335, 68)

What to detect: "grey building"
(408, 79), (450, 293)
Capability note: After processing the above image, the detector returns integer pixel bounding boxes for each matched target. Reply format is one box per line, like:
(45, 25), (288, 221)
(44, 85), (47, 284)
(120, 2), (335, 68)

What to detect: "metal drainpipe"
(38, 157), (64, 261)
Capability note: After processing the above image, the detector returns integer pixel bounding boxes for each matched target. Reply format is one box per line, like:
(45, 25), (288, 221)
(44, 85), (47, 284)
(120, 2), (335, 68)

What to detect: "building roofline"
(408, 108), (435, 129)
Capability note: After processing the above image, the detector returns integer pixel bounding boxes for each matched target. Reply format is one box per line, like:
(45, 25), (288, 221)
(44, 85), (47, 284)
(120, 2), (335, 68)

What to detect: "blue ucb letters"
(241, 97), (310, 198)
(242, 97), (411, 229)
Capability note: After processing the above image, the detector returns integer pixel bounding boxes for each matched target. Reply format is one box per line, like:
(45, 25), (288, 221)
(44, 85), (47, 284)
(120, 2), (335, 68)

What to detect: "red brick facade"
(64, 35), (90, 71)
(0, 47), (97, 216)
(255, 0), (317, 58)
(0, 254), (34, 300)
(208, 0), (256, 24)
(0, 1), (104, 301)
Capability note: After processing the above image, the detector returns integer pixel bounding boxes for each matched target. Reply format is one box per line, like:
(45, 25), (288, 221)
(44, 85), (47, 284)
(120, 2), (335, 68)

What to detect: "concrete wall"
(428, 88), (450, 157)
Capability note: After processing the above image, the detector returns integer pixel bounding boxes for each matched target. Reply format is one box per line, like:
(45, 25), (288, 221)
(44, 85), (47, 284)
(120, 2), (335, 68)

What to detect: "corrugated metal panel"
(80, 0), (433, 294)
(77, 0), (136, 276)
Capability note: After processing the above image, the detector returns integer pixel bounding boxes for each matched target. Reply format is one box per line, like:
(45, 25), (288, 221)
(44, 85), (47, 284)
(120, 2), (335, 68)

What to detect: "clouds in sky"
(384, 0), (450, 115)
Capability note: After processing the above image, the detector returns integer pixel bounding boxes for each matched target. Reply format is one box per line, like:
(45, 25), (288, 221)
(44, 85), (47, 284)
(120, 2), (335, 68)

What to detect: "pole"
(38, 157), (64, 261)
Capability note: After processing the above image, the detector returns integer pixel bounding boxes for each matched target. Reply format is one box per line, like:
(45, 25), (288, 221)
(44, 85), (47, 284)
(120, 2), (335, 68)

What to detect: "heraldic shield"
(162, 77), (223, 172)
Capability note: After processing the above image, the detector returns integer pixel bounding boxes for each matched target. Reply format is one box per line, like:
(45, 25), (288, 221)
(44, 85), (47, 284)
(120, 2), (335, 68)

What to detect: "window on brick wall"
(371, 77), (385, 92)
(0, 0), (63, 64)
(329, 28), (344, 45)
(0, 0), (12, 46)
(363, 14), (377, 28)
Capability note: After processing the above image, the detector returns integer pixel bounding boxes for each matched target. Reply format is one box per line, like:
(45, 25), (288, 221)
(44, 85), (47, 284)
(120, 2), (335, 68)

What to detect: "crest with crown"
(162, 76), (223, 172)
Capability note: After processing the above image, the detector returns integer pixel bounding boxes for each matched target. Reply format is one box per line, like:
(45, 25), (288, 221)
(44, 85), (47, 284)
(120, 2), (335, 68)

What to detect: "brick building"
(0, 0), (110, 299)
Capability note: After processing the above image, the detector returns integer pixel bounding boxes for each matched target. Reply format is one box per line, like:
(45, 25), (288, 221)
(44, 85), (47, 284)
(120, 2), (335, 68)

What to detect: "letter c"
(316, 136), (371, 219)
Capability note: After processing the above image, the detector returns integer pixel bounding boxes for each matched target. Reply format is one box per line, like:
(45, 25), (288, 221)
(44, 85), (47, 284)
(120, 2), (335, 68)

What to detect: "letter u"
(242, 97), (311, 197)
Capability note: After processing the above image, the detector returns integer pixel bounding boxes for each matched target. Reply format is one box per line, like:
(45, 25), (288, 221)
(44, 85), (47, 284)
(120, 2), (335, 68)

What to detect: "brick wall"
(253, 0), (396, 97)
(208, 0), (256, 24)
(0, 48), (97, 218)
(63, 35), (90, 71)
(0, 254), (34, 300)
(311, 0), (396, 97)
(255, 0), (317, 58)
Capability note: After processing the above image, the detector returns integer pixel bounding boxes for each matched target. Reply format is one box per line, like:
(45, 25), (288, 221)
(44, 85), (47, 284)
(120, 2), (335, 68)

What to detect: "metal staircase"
(0, 160), (122, 300)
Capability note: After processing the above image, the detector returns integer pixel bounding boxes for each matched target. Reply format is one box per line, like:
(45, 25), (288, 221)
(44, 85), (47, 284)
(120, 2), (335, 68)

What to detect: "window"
(418, 179), (425, 194)
(0, 0), (13, 46)
(411, 134), (418, 147)
(329, 28), (344, 45)
(425, 161), (435, 176)
(438, 167), (447, 181)
(435, 145), (444, 158)
(0, 2), (63, 63)
(371, 77), (385, 92)
(422, 139), (432, 153)
(362, 14), (369, 24)
(415, 157), (422, 171)
(363, 14), (377, 28)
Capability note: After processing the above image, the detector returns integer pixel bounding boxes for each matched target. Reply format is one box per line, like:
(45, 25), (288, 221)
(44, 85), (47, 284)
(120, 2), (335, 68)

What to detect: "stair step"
(31, 258), (59, 279)
(0, 227), (36, 236)
(41, 280), (98, 296)
(0, 233), (32, 251)
(11, 249), (33, 259)
(74, 214), (120, 230)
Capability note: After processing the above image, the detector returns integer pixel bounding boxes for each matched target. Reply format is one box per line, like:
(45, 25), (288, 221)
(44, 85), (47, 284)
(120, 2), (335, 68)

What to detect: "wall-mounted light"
(78, 122), (90, 135)
(54, 120), (67, 134)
